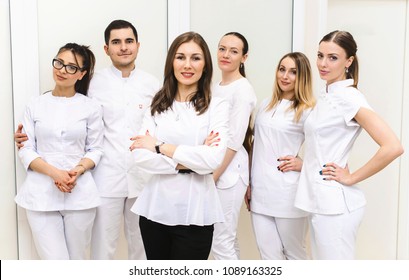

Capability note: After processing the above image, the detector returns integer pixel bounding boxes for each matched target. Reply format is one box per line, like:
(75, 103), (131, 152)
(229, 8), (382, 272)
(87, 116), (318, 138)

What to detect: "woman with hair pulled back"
(294, 30), (403, 259)
(209, 32), (257, 260)
(15, 43), (103, 259)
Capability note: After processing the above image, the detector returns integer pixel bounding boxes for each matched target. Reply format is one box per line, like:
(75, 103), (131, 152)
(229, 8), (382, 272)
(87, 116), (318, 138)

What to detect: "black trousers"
(139, 216), (214, 260)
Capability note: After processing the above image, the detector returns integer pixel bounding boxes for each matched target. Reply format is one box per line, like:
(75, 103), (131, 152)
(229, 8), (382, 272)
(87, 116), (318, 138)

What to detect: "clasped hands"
(52, 165), (84, 193)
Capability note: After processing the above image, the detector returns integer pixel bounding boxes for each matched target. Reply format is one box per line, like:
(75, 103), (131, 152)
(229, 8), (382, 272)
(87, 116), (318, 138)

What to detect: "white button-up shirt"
(295, 79), (371, 214)
(251, 98), (311, 218)
(88, 66), (160, 198)
(15, 92), (104, 211)
(212, 78), (257, 189)
(131, 97), (229, 226)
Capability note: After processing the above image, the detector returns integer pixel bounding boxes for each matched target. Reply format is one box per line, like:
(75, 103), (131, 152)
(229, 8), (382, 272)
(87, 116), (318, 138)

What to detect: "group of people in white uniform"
(14, 19), (403, 260)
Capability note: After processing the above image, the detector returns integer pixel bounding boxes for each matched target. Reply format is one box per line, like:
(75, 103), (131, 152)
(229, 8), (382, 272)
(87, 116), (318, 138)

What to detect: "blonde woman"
(247, 52), (315, 259)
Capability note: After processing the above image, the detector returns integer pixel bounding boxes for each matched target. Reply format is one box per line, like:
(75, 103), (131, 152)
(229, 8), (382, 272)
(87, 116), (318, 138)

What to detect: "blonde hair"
(267, 52), (315, 122)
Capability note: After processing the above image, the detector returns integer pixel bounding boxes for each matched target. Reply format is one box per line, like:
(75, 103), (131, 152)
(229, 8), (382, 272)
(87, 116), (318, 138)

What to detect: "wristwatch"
(155, 141), (164, 154)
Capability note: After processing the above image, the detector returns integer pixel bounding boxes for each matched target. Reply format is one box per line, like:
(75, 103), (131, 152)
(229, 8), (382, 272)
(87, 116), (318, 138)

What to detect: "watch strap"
(155, 142), (164, 154)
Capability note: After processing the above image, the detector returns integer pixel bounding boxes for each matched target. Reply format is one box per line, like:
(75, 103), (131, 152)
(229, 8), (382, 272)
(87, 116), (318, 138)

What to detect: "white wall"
(0, 0), (18, 260)
(398, 0), (409, 259)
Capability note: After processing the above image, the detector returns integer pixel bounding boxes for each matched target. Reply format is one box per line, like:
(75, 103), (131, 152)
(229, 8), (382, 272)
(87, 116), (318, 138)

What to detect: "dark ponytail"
(223, 32), (249, 77)
(222, 32), (252, 152)
(57, 43), (96, 95)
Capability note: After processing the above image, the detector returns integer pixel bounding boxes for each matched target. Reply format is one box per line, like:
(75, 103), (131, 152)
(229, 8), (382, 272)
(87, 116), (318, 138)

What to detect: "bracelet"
(76, 164), (86, 175)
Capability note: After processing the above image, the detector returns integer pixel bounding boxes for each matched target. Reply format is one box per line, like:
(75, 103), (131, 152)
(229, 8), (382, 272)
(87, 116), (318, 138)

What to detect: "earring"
(240, 63), (244, 69)
(345, 67), (349, 74)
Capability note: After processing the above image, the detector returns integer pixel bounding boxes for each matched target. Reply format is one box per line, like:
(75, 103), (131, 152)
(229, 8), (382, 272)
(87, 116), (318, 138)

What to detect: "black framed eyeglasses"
(52, 58), (83, 74)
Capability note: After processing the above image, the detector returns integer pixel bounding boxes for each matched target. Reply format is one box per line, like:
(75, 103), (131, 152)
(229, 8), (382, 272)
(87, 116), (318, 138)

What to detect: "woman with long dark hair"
(129, 32), (229, 260)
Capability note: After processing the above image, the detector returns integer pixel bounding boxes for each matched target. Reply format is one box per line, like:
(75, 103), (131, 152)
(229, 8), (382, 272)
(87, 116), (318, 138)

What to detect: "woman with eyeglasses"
(15, 43), (104, 259)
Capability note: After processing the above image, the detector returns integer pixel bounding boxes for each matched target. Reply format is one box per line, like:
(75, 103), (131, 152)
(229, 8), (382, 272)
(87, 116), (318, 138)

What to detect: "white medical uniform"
(15, 92), (104, 259)
(295, 79), (370, 259)
(88, 66), (160, 259)
(131, 97), (229, 226)
(250, 97), (310, 260)
(210, 78), (256, 260)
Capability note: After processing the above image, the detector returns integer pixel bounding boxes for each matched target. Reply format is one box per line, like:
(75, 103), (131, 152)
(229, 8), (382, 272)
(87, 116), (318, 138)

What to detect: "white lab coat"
(295, 79), (371, 215)
(87, 66), (159, 260)
(15, 92), (104, 211)
(88, 66), (160, 198)
(212, 78), (257, 189)
(251, 98), (310, 218)
(250, 97), (311, 260)
(131, 97), (229, 226)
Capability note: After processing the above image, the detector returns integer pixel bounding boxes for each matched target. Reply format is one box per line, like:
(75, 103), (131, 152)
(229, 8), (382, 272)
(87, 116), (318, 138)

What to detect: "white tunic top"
(295, 79), (371, 215)
(15, 92), (104, 211)
(251, 98), (311, 218)
(131, 97), (229, 226)
(88, 66), (160, 198)
(212, 78), (257, 189)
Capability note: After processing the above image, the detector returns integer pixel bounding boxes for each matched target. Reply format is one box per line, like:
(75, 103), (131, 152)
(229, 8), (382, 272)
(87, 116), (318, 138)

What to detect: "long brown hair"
(267, 52), (315, 122)
(150, 32), (213, 115)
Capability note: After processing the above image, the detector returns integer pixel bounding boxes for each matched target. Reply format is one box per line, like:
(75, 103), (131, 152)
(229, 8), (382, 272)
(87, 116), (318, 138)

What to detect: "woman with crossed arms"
(129, 32), (228, 260)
